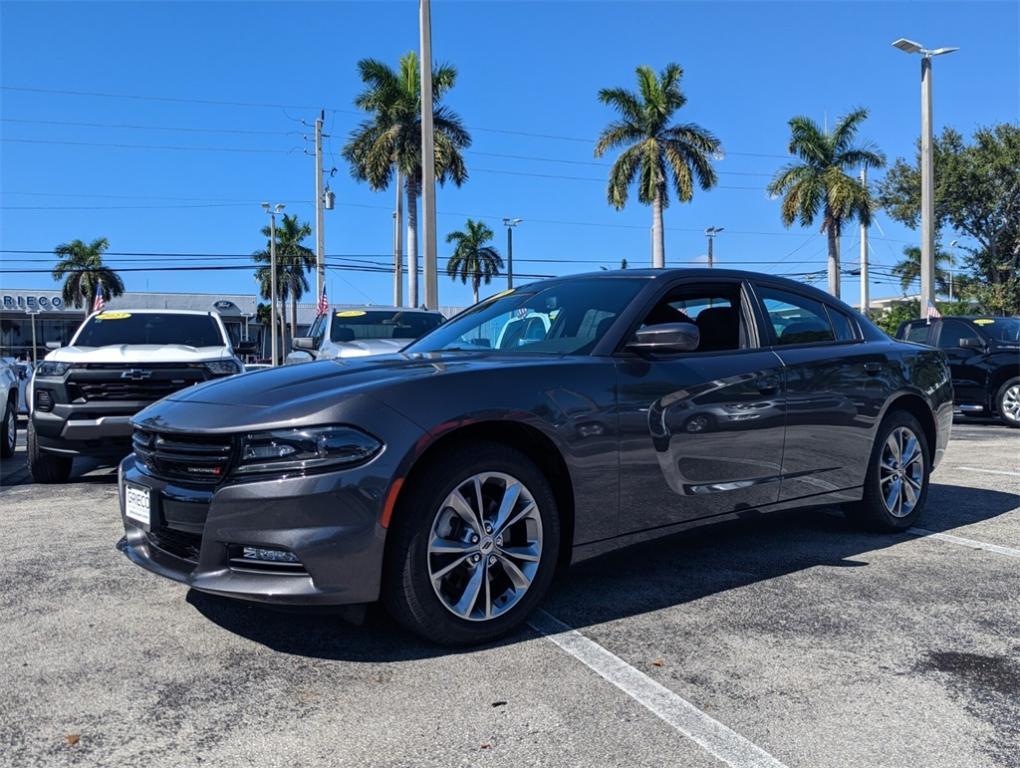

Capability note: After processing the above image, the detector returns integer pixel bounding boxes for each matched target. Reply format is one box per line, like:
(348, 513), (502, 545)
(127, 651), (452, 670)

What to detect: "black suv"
(896, 316), (1020, 427)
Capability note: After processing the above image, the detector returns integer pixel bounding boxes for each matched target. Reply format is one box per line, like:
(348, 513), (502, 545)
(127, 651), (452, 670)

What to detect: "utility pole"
(262, 202), (285, 366)
(314, 110), (325, 302)
(26, 308), (39, 365)
(419, 0), (438, 309)
(394, 171), (404, 306)
(860, 167), (869, 314)
(503, 217), (522, 289)
(893, 38), (958, 316)
(705, 226), (723, 268)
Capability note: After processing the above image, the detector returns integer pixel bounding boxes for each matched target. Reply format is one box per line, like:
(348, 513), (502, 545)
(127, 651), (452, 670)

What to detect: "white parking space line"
(955, 466), (1020, 478)
(908, 528), (1020, 559)
(529, 610), (788, 768)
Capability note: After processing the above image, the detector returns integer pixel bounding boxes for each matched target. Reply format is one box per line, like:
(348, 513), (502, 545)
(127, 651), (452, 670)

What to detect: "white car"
(0, 358), (18, 458)
(287, 307), (445, 363)
(28, 309), (254, 483)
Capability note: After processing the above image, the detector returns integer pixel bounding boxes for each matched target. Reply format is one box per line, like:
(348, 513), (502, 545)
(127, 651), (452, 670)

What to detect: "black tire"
(383, 442), (561, 646)
(1, 396), (16, 459)
(994, 377), (1020, 428)
(27, 420), (73, 483)
(845, 410), (930, 532)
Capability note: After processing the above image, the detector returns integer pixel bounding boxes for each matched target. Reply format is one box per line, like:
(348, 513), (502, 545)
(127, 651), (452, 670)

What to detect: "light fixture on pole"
(502, 218), (522, 289)
(261, 202), (285, 367)
(704, 227), (724, 268)
(892, 37), (958, 317)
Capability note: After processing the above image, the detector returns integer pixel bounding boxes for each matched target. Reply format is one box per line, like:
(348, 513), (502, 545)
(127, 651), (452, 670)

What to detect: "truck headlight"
(236, 426), (382, 475)
(205, 360), (241, 376)
(36, 361), (71, 377)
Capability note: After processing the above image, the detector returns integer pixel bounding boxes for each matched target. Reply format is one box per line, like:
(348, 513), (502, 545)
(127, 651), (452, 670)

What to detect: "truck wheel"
(995, 378), (1020, 428)
(28, 420), (72, 483)
(1, 396), (16, 458)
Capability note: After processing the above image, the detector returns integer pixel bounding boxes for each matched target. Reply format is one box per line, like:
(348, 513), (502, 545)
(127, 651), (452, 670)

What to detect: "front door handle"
(864, 362), (882, 375)
(755, 377), (780, 395)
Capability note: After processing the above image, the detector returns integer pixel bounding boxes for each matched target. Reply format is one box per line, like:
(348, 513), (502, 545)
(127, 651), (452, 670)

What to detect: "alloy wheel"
(5, 407), (14, 452)
(879, 426), (925, 518)
(427, 472), (543, 622)
(1002, 384), (1020, 424)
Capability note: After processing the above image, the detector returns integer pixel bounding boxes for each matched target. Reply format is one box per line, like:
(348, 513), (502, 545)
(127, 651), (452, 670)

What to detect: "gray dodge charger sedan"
(119, 269), (953, 645)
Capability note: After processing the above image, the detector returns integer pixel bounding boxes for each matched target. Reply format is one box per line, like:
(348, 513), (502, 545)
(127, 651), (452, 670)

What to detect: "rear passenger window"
(905, 324), (929, 343)
(757, 286), (834, 346)
(827, 307), (856, 342)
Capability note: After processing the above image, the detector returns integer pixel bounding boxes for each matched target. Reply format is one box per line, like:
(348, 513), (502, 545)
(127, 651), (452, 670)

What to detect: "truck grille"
(133, 429), (235, 484)
(68, 364), (208, 404)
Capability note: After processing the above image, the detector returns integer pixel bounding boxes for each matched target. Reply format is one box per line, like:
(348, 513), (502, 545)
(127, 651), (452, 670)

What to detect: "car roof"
(328, 306), (442, 314)
(87, 309), (216, 316)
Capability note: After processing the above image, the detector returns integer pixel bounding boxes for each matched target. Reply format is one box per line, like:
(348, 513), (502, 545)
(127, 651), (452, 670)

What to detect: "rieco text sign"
(2, 294), (67, 311)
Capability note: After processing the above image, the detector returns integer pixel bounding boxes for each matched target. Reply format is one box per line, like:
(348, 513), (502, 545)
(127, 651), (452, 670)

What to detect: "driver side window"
(638, 284), (745, 353)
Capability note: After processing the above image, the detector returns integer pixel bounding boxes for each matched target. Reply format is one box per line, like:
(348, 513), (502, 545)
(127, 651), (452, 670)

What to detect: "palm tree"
(253, 214), (315, 343)
(595, 63), (721, 268)
(343, 51), (470, 307)
(51, 237), (125, 309)
(767, 109), (886, 298)
(892, 245), (951, 294)
(445, 219), (503, 303)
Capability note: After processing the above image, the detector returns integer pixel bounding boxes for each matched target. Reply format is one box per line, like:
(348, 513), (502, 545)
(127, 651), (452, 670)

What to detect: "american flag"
(92, 284), (105, 313)
(926, 300), (942, 323)
(316, 286), (329, 316)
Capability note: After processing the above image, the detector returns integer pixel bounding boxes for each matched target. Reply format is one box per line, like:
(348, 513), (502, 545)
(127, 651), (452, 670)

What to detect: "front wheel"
(995, 378), (1020, 428)
(27, 420), (73, 483)
(1, 397), (16, 459)
(846, 411), (930, 532)
(384, 443), (560, 646)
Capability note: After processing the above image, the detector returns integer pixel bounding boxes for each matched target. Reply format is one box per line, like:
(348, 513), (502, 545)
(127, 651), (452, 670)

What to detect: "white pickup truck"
(28, 309), (253, 483)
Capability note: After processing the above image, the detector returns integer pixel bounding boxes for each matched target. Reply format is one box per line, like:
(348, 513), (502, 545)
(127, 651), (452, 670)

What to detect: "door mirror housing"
(627, 322), (700, 354)
(958, 337), (985, 349)
(45, 341), (61, 350)
(235, 339), (258, 355)
(292, 337), (318, 352)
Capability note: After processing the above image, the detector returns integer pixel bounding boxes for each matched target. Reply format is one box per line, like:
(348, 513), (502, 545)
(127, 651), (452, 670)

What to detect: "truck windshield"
(331, 310), (443, 342)
(976, 317), (1020, 343)
(73, 313), (225, 347)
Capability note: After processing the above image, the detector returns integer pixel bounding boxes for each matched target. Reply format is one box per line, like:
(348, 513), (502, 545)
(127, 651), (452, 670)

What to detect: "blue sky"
(2, 0), (1017, 309)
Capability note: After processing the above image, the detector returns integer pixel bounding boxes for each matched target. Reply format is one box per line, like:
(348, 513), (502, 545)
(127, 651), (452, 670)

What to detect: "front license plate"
(125, 484), (151, 526)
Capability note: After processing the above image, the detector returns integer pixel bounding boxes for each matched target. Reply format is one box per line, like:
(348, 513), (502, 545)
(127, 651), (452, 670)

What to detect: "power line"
(0, 117), (296, 136)
(1, 137), (292, 154)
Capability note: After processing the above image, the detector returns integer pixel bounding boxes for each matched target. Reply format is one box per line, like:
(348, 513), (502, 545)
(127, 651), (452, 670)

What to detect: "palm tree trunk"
(651, 184), (665, 269)
(406, 177), (419, 308)
(473, 276), (479, 305)
(826, 224), (841, 298)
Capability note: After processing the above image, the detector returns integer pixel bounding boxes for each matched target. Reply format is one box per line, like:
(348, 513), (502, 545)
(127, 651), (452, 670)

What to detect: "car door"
(934, 319), (988, 406)
(753, 282), (890, 502)
(615, 278), (787, 534)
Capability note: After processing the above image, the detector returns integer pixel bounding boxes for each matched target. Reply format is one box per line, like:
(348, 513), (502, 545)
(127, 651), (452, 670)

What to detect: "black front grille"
(68, 364), (208, 404)
(133, 429), (235, 484)
(147, 529), (202, 562)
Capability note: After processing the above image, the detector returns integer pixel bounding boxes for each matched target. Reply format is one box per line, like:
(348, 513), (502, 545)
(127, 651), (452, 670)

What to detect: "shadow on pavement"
(188, 481), (1018, 661)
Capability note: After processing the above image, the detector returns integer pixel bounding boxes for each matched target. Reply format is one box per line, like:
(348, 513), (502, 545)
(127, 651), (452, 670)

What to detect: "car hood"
(46, 345), (233, 364)
(329, 338), (410, 358)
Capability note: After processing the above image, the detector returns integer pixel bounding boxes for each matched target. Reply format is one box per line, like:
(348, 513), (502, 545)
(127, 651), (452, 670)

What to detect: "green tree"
(767, 109), (885, 299)
(891, 245), (951, 294)
(342, 52), (470, 307)
(51, 237), (125, 310)
(253, 214), (315, 351)
(445, 219), (503, 304)
(594, 63), (720, 269)
(878, 124), (1020, 299)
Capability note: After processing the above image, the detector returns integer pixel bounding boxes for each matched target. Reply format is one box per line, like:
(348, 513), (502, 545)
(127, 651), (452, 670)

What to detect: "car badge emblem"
(121, 369), (153, 381)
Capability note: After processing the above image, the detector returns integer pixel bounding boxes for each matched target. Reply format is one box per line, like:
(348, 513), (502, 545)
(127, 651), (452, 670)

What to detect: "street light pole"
(860, 167), (869, 314)
(26, 309), (40, 365)
(503, 217), (522, 289)
(394, 170), (404, 307)
(949, 239), (958, 302)
(893, 38), (958, 316)
(705, 227), (723, 268)
(419, 0), (438, 309)
(262, 202), (285, 366)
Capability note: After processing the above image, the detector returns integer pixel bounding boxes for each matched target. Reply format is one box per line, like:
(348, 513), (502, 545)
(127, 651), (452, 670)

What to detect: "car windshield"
(974, 317), (1020, 342)
(73, 313), (224, 347)
(330, 310), (444, 342)
(404, 277), (646, 356)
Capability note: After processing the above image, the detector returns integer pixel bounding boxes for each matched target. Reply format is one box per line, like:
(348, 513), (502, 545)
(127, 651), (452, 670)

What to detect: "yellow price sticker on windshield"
(336, 310), (367, 318)
(973, 318), (994, 325)
(98, 312), (131, 320)
(489, 289), (515, 300)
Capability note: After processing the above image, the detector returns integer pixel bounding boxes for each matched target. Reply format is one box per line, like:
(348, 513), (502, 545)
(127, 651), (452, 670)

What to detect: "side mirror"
(628, 322), (700, 354)
(292, 337), (318, 351)
(45, 341), (61, 350)
(958, 337), (985, 349)
(235, 339), (258, 355)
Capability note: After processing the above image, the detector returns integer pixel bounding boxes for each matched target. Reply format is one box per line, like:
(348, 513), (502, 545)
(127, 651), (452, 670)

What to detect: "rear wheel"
(995, 378), (1020, 428)
(1, 396), (16, 458)
(846, 411), (930, 532)
(384, 442), (560, 646)
(27, 420), (73, 483)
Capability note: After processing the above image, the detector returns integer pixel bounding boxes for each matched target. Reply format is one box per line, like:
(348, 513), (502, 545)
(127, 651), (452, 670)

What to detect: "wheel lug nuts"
(488, 555), (497, 566)
(484, 523), (492, 534)
(471, 535), (479, 544)
(495, 536), (503, 546)
(472, 554), (481, 563)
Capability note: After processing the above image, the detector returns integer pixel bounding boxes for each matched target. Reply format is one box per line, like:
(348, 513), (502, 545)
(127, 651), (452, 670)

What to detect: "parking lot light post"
(892, 38), (958, 317)
(26, 308), (40, 365)
(503, 217), (522, 289)
(705, 227), (723, 268)
(262, 202), (285, 366)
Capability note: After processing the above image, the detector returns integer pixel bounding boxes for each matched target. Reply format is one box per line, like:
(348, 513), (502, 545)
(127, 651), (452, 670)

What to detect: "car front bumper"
(117, 453), (392, 606)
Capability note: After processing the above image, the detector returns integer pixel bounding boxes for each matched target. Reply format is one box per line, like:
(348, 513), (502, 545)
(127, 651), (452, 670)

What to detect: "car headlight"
(205, 360), (241, 376)
(236, 426), (382, 475)
(35, 361), (71, 377)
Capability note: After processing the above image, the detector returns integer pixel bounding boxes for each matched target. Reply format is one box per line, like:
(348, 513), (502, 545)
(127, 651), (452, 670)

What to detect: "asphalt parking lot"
(1, 416), (1018, 768)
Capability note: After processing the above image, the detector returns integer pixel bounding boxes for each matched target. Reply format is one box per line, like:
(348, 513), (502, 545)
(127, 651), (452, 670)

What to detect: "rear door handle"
(755, 376), (780, 395)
